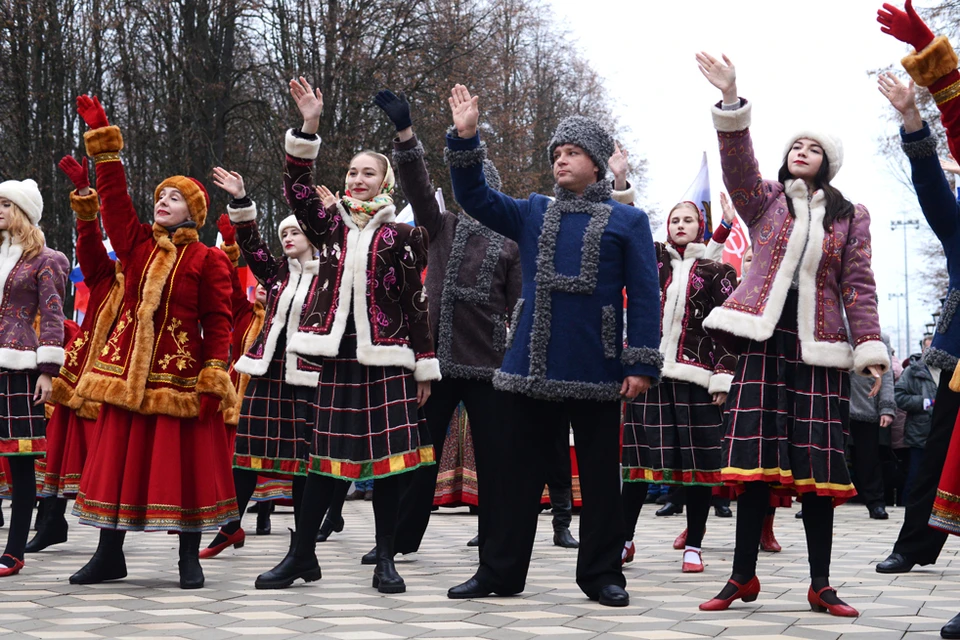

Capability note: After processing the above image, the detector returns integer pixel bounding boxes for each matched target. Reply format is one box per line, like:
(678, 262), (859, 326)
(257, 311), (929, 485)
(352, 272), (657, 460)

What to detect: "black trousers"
(394, 377), (496, 554)
(544, 416), (573, 531)
(892, 375), (960, 564)
(850, 419), (884, 508)
(474, 390), (624, 598)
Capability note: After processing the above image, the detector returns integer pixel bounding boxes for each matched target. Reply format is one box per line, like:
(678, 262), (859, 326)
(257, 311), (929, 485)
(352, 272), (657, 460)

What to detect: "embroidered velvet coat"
(74, 125), (237, 417)
(703, 100), (889, 376)
(282, 130), (440, 382)
(393, 134), (521, 381)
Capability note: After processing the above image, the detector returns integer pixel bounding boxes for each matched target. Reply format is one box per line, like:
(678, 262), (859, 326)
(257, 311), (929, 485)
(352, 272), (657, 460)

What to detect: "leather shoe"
(70, 552), (127, 585)
(869, 505), (889, 520)
(361, 545), (378, 565)
(466, 535), (480, 547)
(316, 514), (344, 542)
(876, 552), (915, 574)
(595, 584), (629, 607)
(942, 611), (960, 639)
(553, 528), (579, 548)
(714, 505), (733, 518)
(448, 576), (492, 599)
(656, 502), (683, 516)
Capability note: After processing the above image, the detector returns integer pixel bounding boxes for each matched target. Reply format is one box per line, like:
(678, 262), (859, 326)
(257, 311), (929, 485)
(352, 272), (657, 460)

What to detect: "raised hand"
(609, 142), (629, 190)
(316, 185), (340, 209)
(289, 76), (324, 134)
(695, 52), (738, 103)
(941, 153), (960, 175)
(878, 0), (935, 51)
(76, 95), (109, 130)
(374, 90), (413, 132)
(58, 155), (90, 193)
(719, 191), (736, 225)
(448, 84), (480, 139)
(216, 213), (237, 245)
(878, 72), (922, 132)
(212, 167), (246, 199)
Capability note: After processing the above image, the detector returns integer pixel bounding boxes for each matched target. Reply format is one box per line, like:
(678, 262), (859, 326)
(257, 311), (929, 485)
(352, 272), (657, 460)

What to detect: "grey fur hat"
(482, 159), (502, 192)
(548, 116), (614, 179)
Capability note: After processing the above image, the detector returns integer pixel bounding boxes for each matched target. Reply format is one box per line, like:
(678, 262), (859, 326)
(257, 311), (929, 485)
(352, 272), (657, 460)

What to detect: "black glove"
(374, 90), (412, 132)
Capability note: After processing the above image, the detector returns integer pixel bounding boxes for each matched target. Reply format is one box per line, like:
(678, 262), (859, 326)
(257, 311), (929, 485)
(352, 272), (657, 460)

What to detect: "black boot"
(554, 527), (580, 548)
(281, 528), (298, 562)
(255, 536), (321, 589)
(316, 513), (344, 542)
(26, 497), (68, 553)
(256, 502), (273, 536)
(32, 498), (44, 531)
(550, 487), (579, 548)
(372, 535), (405, 594)
(178, 532), (204, 589)
(361, 544), (378, 565)
(70, 530), (127, 584)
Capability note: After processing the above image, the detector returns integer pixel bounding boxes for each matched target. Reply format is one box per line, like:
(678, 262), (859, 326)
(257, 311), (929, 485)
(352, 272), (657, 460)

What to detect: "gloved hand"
(58, 156), (90, 192)
(217, 213), (237, 245)
(374, 90), (412, 132)
(878, 0), (935, 51)
(76, 95), (110, 130)
(199, 393), (222, 422)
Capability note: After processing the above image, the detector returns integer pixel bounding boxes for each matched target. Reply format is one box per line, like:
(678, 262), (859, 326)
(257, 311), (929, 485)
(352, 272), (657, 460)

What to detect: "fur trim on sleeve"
(220, 242), (240, 267)
(902, 35), (959, 87)
(285, 129), (321, 160)
(196, 367), (239, 408)
(36, 345), (65, 367)
(711, 100), (753, 132)
(393, 140), (425, 165)
(414, 357), (442, 382)
(708, 372), (733, 395)
(902, 133), (938, 159)
(853, 340), (891, 376)
(70, 189), (100, 221)
(611, 184), (636, 205)
(83, 125), (124, 157)
(444, 143), (487, 168)
(227, 201), (257, 223)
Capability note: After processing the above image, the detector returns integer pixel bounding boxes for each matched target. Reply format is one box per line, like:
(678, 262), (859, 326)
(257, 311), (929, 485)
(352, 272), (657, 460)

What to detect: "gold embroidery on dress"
(101, 310), (133, 363)
(65, 331), (89, 367)
(158, 318), (196, 371)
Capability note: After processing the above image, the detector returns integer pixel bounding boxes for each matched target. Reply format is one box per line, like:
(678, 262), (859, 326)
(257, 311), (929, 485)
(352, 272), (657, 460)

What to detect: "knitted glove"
(374, 90), (412, 131)
(199, 393), (222, 422)
(76, 95), (109, 130)
(878, 0), (935, 51)
(217, 213), (237, 245)
(58, 156), (90, 192)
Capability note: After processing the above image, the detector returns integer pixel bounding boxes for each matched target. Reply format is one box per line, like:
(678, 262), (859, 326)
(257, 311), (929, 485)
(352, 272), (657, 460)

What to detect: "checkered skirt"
(233, 335), (314, 477)
(721, 290), (854, 499)
(622, 379), (724, 485)
(307, 316), (434, 481)
(0, 369), (46, 456)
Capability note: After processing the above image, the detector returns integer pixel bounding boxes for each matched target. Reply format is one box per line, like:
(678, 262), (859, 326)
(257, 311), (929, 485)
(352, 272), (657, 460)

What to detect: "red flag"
(721, 215), (748, 277)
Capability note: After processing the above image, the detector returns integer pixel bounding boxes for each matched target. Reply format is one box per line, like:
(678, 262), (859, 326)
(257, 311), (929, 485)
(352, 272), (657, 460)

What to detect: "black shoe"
(178, 534), (205, 589)
(714, 505), (733, 518)
(869, 505), (889, 520)
(553, 528), (579, 548)
(448, 576), (493, 599)
(361, 545), (378, 565)
(795, 510), (804, 519)
(656, 502), (683, 516)
(595, 584), (629, 607)
(942, 611), (960, 639)
(876, 552), (915, 574)
(316, 514), (344, 542)
(25, 519), (68, 553)
(70, 550), (127, 585)
(255, 553), (321, 589)
(256, 504), (273, 536)
(371, 535), (405, 594)
(655, 493), (670, 505)
(466, 535), (480, 547)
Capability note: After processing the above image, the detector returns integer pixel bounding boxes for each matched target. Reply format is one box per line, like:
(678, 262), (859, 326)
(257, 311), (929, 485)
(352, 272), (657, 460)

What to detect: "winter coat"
(392, 134), (521, 381)
(446, 132), (662, 402)
(704, 100), (889, 376)
(281, 130), (440, 381)
(895, 354), (938, 449)
(849, 334), (897, 423)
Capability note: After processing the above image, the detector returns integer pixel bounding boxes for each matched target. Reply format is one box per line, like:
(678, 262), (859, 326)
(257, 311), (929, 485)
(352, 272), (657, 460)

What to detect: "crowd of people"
(0, 0), (959, 637)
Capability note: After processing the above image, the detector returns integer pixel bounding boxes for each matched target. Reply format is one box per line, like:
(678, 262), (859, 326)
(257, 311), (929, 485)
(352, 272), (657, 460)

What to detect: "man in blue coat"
(443, 84), (662, 607)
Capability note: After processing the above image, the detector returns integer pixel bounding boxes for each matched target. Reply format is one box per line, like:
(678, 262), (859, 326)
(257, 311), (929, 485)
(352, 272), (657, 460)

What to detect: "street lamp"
(891, 216), (922, 358)
(889, 292), (905, 357)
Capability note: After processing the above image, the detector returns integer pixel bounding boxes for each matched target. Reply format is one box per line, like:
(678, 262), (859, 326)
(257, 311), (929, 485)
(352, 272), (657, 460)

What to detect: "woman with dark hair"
(695, 53), (888, 617)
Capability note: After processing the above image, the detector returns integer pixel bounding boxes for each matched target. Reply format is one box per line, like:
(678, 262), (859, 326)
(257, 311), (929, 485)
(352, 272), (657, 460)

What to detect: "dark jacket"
(895, 354), (938, 449)
(393, 135), (521, 381)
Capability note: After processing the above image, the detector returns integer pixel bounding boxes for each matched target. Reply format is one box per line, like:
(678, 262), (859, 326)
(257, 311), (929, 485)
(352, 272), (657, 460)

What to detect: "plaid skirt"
(622, 379), (724, 485)
(233, 335), (314, 477)
(307, 317), (434, 481)
(0, 369), (46, 456)
(722, 289), (854, 499)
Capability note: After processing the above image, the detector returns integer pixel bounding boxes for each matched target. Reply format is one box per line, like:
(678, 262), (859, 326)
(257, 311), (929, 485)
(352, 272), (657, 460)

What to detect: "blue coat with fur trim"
(446, 132), (662, 402)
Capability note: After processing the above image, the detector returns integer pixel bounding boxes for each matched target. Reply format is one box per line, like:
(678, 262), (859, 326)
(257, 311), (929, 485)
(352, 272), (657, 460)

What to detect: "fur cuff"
(708, 372), (734, 395)
(227, 201), (257, 223)
(711, 100), (752, 132)
(622, 346), (664, 370)
(853, 340), (891, 376)
(414, 357), (442, 382)
(902, 35), (959, 87)
(36, 345), (65, 367)
(902, 133), (938, 159)
(220, 242), (240, 267)
(393, 140), (425, 165)
(611, 184), (636, 205)
(285, 129), (321, 160)
(196, 367), (239, 408)
(71, 189), (100, 221)
(444, 143), (487, 168)
(83, 125), (124, 157)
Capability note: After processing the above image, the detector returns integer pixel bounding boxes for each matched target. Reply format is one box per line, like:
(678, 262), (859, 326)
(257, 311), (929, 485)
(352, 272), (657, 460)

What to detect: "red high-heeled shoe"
(807, 585), (858, 617)
(199, 528), (245, 559)
(0, 554), (24, 577)
(699, 576), (760, 611)
(673, 529), (687, 550)
(681, 549), (703, 573)
(621, 541), (635, 565)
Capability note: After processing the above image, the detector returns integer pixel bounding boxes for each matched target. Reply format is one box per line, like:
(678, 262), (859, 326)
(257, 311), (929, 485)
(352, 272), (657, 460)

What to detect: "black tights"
(1, 456), (39, 565)
(621, 482), (711, 548)
(217, 469), (307, 542)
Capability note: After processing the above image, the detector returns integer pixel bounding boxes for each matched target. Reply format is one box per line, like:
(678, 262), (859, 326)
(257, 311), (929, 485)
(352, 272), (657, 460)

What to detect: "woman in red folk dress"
(69, 95), (239, 589)
(0, 178), (69, 576)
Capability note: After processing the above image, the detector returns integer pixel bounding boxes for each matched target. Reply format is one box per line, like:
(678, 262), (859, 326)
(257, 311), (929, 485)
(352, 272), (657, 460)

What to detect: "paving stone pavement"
(0, 501), (957, 639)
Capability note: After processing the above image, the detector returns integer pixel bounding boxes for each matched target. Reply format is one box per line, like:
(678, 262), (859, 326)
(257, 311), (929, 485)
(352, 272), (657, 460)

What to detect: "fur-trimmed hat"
(154, 176), (210, 228)
(548, 116), (615, 180)
(277, 214), (302, 237)
(0, 179), (43, 225)
(783, 131), (843, 181)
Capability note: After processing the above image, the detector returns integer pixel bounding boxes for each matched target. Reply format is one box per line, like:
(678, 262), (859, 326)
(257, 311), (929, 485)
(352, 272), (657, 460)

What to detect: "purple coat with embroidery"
(703, 100), (889, 375)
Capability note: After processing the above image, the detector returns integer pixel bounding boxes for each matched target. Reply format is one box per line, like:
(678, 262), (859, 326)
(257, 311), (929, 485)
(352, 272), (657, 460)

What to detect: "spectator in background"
(895, 336), (939, 506)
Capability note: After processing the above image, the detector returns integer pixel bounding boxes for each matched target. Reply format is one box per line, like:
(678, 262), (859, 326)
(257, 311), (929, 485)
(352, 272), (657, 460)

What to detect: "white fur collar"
(664, 241), (707, 262)
(338, 203), (398, 232)
(287, 256), (320, 275)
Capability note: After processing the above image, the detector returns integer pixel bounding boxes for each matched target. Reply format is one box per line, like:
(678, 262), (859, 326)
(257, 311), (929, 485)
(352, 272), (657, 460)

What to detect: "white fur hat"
(277, 214), (302, 237)
(783, 131), (843, 181)
(0, 179), (43, 225)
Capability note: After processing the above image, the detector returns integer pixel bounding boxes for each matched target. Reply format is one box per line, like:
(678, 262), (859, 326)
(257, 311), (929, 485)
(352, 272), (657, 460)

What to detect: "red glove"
(58, 156), (90, 192)
(217, 213), (237, 245)
(198, 393), (222, 422)
(76, 95), (109, 130)
(878, 0), (935, 51)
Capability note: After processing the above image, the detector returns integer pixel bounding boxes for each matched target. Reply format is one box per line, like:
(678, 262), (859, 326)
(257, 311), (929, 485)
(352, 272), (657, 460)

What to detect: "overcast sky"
(546, 0), (944, 359)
